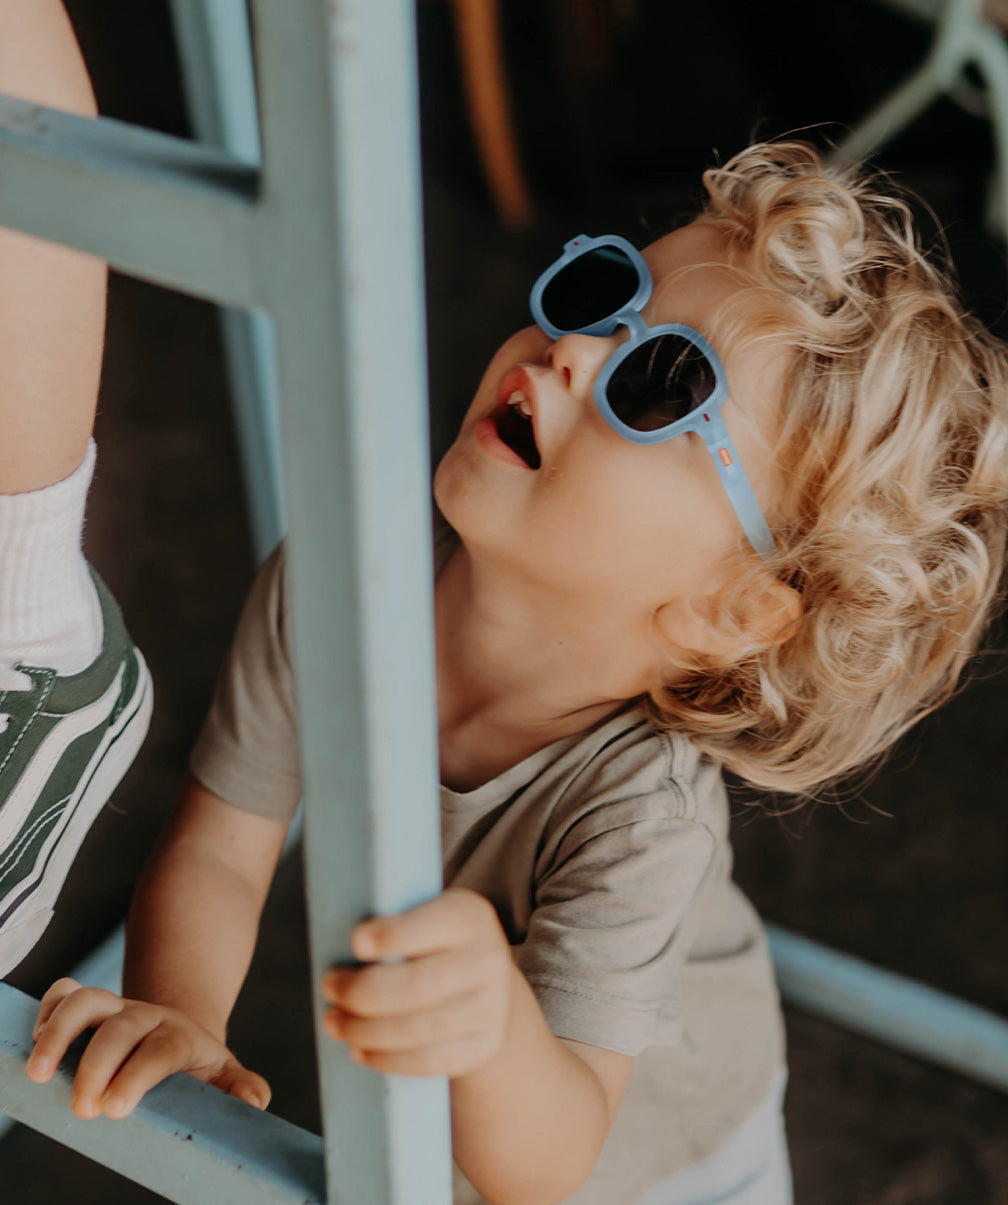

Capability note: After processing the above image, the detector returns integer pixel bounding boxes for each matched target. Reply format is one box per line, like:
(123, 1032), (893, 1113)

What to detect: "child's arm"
(121, 773), (288, 1037)
(30, 800), (627, 1198)
(324, 890), (633, 1205)
(26, 774), (286, 1117)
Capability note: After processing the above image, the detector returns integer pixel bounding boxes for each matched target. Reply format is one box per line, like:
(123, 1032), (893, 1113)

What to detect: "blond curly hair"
(646, 141), (1008, 795)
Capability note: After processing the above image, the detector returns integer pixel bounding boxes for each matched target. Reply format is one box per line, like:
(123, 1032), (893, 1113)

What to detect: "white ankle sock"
(0, 440), (102, 684)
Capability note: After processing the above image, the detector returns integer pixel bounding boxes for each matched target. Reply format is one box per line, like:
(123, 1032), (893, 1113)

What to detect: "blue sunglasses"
(529, 234), (776, 560)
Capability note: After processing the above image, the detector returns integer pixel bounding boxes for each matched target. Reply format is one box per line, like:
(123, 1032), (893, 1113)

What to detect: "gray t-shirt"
(190, 542), (785, 1202)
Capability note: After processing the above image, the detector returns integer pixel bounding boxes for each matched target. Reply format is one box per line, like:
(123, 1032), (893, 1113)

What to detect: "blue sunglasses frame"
(529, 234), (776, 560)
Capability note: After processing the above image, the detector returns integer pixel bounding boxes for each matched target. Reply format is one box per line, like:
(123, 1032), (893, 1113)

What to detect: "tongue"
(497, 406), (540, 468)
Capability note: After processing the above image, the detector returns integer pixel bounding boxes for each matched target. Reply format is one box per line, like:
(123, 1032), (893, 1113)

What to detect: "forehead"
(645, 221), (789, 395)
(640, 221), (745, 327)
(641, 223), (792, 490)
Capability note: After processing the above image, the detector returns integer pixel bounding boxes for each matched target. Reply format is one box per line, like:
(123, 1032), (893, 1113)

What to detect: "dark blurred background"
(2, 2), (1007, 1201)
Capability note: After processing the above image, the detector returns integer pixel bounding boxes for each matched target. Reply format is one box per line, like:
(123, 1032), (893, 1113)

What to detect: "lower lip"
(473, 415), (536, 469)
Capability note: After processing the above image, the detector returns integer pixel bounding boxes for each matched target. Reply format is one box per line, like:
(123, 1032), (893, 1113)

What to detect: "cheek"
(535, 440), (736, 596)
(531, 447), (675, 586)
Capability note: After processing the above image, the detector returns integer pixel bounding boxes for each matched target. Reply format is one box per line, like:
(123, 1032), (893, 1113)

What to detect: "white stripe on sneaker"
(0, 666), (126, 846)
(0, 653), (152, 957)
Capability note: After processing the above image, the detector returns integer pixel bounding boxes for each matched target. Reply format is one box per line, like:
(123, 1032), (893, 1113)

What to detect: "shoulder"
(234, 540), (293, 672)
(255, 540), (289, 633)
(549, 704), (728, 838)
(188, 539), (301, 823)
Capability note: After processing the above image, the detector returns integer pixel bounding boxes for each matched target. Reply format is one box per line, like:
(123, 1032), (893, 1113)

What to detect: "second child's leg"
(0, 0), (104, 494)
(0, 0), (152, 977)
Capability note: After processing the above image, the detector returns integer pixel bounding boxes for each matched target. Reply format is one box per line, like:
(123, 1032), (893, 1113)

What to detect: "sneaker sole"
(0, 649), (153, 976)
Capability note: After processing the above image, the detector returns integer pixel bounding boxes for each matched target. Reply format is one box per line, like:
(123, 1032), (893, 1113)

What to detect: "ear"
(654, 576), (801, 663)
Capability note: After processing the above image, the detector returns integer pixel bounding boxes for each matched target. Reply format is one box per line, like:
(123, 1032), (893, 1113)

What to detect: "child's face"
(434, 221), (789, 620)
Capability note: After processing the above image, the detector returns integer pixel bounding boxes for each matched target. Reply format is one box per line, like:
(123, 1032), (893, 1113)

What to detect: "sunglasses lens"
(540, 246), (641, 331)
(607, 334), (717, 431)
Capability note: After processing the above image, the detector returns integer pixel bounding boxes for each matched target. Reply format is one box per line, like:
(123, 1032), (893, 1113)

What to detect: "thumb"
(212, 1059), (272, 1111)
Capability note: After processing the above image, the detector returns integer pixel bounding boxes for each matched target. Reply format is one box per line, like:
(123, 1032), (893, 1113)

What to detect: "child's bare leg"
(0, 0), (152, 979)
(0, 220), (104, 493)
(0, 0), (105, 493)
(0, 0), (106, 677)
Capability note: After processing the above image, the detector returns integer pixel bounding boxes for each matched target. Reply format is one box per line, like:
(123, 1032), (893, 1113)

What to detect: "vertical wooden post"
(250, 1), (452, 1200)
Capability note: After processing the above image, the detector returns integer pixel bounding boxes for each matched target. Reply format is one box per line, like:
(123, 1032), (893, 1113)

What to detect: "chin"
(432, 443), (458, 512)
(432, 445), (478, 539)
(431, 457), (510, 558)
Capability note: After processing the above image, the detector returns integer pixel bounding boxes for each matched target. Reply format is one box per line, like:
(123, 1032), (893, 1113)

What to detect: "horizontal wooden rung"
(0, 93), (261, 307)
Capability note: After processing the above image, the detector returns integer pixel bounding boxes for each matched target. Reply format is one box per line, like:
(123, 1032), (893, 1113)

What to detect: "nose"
(545, 331), (621, 396)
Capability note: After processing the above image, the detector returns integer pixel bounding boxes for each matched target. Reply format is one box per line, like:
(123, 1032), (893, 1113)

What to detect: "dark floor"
(2, 2), (1008, 1202)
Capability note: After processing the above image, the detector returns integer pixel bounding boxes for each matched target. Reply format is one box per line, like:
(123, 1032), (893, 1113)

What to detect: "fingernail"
(29, 1056), (51, 1075)
(103, 1095), (127, 1118)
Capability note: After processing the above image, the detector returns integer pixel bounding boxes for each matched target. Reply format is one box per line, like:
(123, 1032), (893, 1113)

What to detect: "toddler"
(25, 141), (1008, 1205)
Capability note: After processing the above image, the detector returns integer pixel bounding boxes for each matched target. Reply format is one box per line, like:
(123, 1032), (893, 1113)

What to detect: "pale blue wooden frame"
(170, 0), (286, 560)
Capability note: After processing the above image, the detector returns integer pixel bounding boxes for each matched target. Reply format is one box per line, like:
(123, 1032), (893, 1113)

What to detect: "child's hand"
(322, 887), (514, 1079)
(25, 977), (271, 1119)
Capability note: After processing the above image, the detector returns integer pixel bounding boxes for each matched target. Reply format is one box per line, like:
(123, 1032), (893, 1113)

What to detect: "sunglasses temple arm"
(700, 423), (777, 560)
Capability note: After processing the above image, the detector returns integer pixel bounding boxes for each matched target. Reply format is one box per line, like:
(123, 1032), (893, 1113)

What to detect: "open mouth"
(493, 388), (541, 469)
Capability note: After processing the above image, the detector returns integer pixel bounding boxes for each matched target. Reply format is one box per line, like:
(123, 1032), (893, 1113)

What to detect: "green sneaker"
(0, 570), (152, 976)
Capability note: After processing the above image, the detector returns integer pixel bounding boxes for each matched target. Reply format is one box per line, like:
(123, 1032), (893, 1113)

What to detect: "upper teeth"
(508, 389), (532, 417)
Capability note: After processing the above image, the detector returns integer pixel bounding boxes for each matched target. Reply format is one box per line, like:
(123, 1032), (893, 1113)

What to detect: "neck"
(435, 543), (654, 788)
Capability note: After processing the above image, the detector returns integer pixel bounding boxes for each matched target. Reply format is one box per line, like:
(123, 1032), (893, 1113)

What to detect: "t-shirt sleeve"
(189, 542), (302, 822)
(513, 787), (720, 1057)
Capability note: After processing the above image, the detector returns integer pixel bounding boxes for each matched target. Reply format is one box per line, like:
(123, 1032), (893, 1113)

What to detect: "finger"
(324, 989), (494, 1055)
(32, 977), (83, 1036)
(102, 1040), (272, 1119)
(26, 988), (128, 1084)
(324, 946), (495, 1017)
(351, 888), (499, 962)
(97, 1024), (205, 1119)
(210, 1062), (272, 1111)
(72, 1011), (169, 1119)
